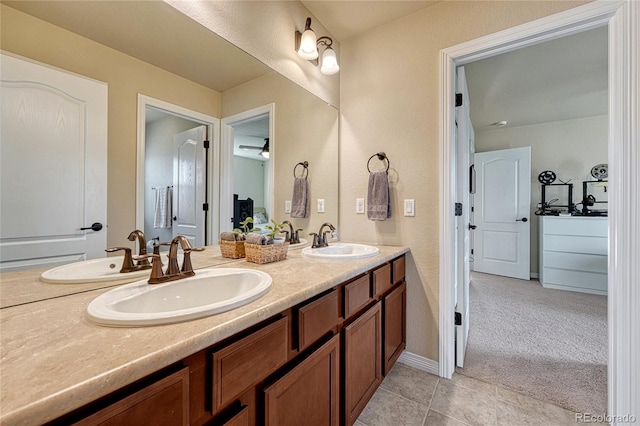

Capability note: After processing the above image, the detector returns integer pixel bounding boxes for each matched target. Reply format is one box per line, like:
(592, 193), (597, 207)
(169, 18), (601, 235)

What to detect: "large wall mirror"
(0, 1), (338, 303)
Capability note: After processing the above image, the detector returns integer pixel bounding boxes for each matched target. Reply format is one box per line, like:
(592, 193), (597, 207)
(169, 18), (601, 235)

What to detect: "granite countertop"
(0, 244), (408, 426)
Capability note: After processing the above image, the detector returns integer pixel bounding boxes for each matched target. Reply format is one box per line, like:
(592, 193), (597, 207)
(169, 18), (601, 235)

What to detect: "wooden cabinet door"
(344, 302), (382, 426)
(264, 334), (340, 426)
(383, 282), (406, 375)
(74, 367), (189, 426)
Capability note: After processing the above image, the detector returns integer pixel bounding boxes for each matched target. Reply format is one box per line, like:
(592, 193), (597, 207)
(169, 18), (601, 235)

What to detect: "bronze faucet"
(134, 235), (205, 284)
(127, 230), (150, 267)
(282, 221), (303, 244)
(105, 230), (153, 273)
(309, 223), (336, 248)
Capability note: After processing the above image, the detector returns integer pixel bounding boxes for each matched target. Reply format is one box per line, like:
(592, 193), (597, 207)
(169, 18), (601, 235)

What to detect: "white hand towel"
(291, 177), (310, 218)
(367, 171), (391, 221)
(154, 186), (172, 228)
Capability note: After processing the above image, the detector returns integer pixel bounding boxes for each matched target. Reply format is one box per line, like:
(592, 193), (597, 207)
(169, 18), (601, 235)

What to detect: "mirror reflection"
(0, 1), (338, 306)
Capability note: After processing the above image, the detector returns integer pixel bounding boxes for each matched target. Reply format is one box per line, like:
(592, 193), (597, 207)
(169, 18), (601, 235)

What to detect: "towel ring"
(367, 152), (389, 173)
(293, 161), (309, 178)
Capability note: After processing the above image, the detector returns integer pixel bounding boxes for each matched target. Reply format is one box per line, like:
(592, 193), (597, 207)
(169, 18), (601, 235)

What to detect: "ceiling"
(301, 1), (439, 41)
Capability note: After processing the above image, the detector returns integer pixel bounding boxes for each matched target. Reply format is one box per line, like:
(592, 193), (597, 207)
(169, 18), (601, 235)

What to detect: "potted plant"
(265, 219), (286, 244)
(234, 217), (261, 236)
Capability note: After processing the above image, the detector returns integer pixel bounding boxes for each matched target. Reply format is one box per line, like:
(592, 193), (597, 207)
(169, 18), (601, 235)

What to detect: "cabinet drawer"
(212, 317), (289, 411)
(223, 406), (249, 426)
(74, 367), (189, 426)
(392, 256), (405, 285)
(344, 274), (372, 320)
(373, 263), (392, 297)
(298, 290), (339, 350)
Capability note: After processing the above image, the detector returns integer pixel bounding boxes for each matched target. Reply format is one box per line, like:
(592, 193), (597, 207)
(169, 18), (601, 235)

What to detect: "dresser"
(539, 216), (608, 295)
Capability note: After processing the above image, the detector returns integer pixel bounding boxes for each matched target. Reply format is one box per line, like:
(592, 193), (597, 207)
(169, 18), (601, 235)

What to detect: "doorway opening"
(439, 0), (637, 418)
(220, 104), (274, 233)
(136, 95), (220, 247)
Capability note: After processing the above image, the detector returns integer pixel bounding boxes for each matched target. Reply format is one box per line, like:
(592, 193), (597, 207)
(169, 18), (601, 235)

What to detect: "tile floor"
(356, 363), (606, 426)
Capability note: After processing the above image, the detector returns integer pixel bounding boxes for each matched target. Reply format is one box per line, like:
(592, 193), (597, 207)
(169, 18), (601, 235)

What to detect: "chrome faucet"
(310, 223), (336, 248)
(134, 235), (205, 284)
(282, 221), (303, 244)
(105, 229), (152, 273)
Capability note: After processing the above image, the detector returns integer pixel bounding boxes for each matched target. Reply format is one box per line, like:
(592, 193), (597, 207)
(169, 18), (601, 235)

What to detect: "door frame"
(439, 0), (639, 419)
(220, 103), (275, 232)
(136, 94), (220, 245)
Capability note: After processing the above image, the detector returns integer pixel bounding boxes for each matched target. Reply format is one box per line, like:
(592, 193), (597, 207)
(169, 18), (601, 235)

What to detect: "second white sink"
(86, 268), (272, 327)
(301, 243), (379, 259)
(40, 256), (151, 284)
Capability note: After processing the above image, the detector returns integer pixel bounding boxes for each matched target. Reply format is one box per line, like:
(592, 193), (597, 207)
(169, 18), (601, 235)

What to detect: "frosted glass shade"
(297, 29), (318, 60)
(320, 47), (340, 75)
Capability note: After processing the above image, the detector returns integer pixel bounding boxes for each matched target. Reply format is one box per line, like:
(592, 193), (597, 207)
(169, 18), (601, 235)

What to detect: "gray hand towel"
(220, 232), (238, 241)
(367, 171), (391, 221)
(245, 233), (267, 245)
(291, 177), (310, 218)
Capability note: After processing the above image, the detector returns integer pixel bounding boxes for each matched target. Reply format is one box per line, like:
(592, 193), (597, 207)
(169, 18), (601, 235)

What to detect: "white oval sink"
(86, 268), (272, 327)
(40, 256), (151, 284)
(301, 243), (380, 259)
(288, 238), (308, 250)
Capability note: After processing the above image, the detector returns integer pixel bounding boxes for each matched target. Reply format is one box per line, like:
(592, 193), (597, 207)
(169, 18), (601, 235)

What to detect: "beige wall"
(475, 114), (608, 275)
(339, 1), (591, 361)
(1, 5), (222, 247)
(222, 72), (339, 238)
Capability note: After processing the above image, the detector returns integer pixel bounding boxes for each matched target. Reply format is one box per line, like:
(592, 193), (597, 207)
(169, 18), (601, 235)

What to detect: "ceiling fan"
(239, 138), (269, 158)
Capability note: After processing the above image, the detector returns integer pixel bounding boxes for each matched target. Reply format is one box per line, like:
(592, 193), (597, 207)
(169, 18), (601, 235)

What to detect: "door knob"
(468, 224), (477, 230)
(80, 222), (103, 232)
(516, 217), (528, 222)
(173, 216), (177, 221)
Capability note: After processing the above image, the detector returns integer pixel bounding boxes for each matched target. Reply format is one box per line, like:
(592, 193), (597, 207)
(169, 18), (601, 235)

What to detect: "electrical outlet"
(404, 199), (415, 217)
(317, 199), (325, 213)
(356, 198), (365, 214)
(285, 200), (292, 214)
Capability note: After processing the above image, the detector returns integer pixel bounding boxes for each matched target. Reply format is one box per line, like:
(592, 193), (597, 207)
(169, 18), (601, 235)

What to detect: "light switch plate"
(404, 199), (415, 217)
(285, 200), (292, 214)
(317, 199), (325, 213)
(356, 198), (365, 214)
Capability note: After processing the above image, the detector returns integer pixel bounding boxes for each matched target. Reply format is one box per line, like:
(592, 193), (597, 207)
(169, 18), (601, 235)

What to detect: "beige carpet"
(456, 272), (607, 415)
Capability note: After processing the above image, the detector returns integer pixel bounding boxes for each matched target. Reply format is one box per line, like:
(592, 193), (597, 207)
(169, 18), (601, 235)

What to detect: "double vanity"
(0, 243), (408, 425)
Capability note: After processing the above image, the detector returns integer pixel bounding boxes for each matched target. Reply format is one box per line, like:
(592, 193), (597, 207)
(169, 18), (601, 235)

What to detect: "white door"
(172, 126), (206, 246)
(0, 53), (107, 271)
(455, 66), (474, 367)
(474, 147), (531, 280)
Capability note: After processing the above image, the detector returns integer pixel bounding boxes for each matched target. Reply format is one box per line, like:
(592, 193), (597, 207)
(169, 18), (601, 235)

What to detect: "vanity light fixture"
(260, 138), (270, 159)
(295, 17), (339, 75)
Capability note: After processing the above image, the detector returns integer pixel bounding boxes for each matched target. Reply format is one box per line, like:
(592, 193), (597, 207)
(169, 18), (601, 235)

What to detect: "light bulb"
(297, 29), (318, 60)
(320, 47), (339, 75)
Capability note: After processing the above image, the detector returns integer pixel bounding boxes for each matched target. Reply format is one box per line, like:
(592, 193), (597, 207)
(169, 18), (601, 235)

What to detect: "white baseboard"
(397, 351), (440, 376)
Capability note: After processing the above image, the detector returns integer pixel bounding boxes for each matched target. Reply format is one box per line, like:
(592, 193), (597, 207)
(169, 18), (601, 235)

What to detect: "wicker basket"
(219, 240), (245, 259)
(244, 242), (289, 264)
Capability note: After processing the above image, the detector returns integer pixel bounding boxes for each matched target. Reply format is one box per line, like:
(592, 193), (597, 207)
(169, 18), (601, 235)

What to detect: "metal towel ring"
(293, 161), (309, 178)
(367, 152), (390, 173)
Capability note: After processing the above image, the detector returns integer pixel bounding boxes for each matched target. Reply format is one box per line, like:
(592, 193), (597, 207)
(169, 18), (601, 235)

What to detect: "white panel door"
(0, 53), (107, 271)
(474, 147), (531, 280)
(455, 66), (474, 367)
(172, 126), (206, 246)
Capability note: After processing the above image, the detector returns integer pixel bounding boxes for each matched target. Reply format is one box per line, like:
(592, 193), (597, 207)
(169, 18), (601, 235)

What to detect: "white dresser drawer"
(542, 217), (607, 237)
(543, 235), (607, 256)
(542, 251), (607, 274)
(542, 268), (607, 293)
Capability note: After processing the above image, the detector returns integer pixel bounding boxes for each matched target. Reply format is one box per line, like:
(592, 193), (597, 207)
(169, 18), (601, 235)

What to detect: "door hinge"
(203, 203), (209, 211)
(455, 93), (463, 107)
(204, 140), (210, 149)
(455, 203), (463, 216)
(455, 312), (462, 326)
(471, 249), (474, 255)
